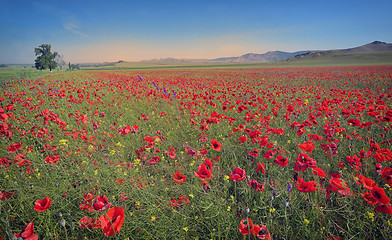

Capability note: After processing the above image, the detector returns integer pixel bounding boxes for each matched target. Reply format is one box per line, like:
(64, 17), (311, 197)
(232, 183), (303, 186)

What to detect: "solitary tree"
(34, 44), (58, 71)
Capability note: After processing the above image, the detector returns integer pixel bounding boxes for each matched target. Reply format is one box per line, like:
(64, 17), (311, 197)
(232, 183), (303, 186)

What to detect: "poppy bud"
(59, 219), (66, 227)
(244, 207), (250, 214)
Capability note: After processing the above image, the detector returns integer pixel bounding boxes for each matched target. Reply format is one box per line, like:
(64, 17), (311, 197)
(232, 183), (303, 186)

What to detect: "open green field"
(283, 51), (392, 67)
(0, 65), (63, 81)
(82, 53), (392, 71)
(1, 65), (392, 240)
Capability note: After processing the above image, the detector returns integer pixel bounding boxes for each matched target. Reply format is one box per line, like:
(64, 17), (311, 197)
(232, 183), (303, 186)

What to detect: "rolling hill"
(286, 41), (392, 65)
(141, 41), (392, 65)
(142, 51), (309, 64)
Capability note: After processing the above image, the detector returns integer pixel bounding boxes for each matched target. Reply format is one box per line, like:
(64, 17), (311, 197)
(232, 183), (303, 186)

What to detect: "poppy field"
(1, 65), (392, 239)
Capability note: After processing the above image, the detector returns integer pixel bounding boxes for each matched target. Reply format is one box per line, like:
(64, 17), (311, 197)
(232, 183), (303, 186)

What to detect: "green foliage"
(34, 44), (58, 71)
(1, 67), (392, 239)
(68, 63), (80, 70)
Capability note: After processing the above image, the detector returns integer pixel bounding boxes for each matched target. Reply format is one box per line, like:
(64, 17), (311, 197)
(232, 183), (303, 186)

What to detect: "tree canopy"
(34, 44), (58, 71)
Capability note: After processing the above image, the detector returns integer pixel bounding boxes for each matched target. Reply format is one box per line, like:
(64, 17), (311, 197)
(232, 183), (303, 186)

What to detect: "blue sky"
(1, 0), (392, 64)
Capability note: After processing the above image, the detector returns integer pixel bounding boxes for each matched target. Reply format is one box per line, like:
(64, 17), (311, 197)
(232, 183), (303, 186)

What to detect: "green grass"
(1, 66), (392, 239)
(0, 65), (67, 81)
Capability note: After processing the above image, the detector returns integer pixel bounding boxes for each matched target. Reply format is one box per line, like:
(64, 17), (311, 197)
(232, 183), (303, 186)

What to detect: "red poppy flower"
(328, 177), (352, 196)
(326, 235), (341, 240)
(200, 124), (209, 131)
(247, 179), (265, 191)
(347, 119), (361, 126)
(199, 148), (208, 155)
(165, 146), (177, 159)
(0, 190), (14, 201)
(253, 224), (271, 240)
(298, 140), (316, 153)
(34, 196), (51, 212)
(274, 155), (289, 167)
(203, 158), (212, 169)
(238, 136), (248, 143)
(308, 134), (324, 141)
(211, 139), (222, 151)
(230, 167), (246, 181)
(179, 196), (190, 205)
(311, 167), (326, 178)
(118, 125), (132, 135)
(79, 216), (101, 229)
(80, 192), (94, 212)
(371, 186), (390, 205)
(194, 164), (212, 180)
(249, 148), (258, 157)
(359, 150), (371, 158)
(173, 171), (187, 183)
(297, 153), (317, 166)
(295, 180), (317, 192)
(45, 155), (60, 164)
(259, 136), (269, 147)
(167, 199), (180, 208)
(5, 103), (13, 111)
(297, 127), (306, 136)
(115, 178), (126, 185)
(294, 153), (316, 171)
(201, 179), (211, 193)
(7, 142), (22, 153)
(256, 163), (266, 174)
(238, 218), (255, 236)
(100, 207), (125, 236)
(369, 143), (381, 152)
(374, 204), (392, 215)
(14, 222), (38, 240)
(373, 148), (392, 162)
(0, 157), (11, 168)
(186, 147), (196, 156)
(361, 192), (378, 206)
(93, 195), (112, 212)
(264, 150), (275, 159)
(355, 174), (377, 190)
(147, 156), (160, 165)
(130, 124), (138, 133)
(381, 167), (392, 187)
(294, 161), (308, 171)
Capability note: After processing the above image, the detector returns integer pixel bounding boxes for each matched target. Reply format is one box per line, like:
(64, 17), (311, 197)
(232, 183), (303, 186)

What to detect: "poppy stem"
(63, 224), (69, 240)
(104, 211), (117, 238)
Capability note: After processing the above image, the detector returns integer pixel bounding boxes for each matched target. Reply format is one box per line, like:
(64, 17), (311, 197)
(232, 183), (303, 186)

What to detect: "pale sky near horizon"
(1, 0), (392, 64)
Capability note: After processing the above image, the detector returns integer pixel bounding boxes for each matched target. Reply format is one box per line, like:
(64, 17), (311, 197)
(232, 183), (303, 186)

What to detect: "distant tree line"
(0, 64), (7, 68)
(68, 62), (80, 70)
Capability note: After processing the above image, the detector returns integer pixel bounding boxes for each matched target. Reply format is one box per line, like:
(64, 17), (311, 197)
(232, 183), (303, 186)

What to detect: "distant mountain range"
(207, 51), (309, 63)
(289, 41), (392, 61)
(141, 41), (392, 64)
(142, 51), (309, 63)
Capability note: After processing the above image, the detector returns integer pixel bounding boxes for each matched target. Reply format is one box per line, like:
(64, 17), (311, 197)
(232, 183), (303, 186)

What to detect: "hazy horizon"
(1, 0), (392, 64)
